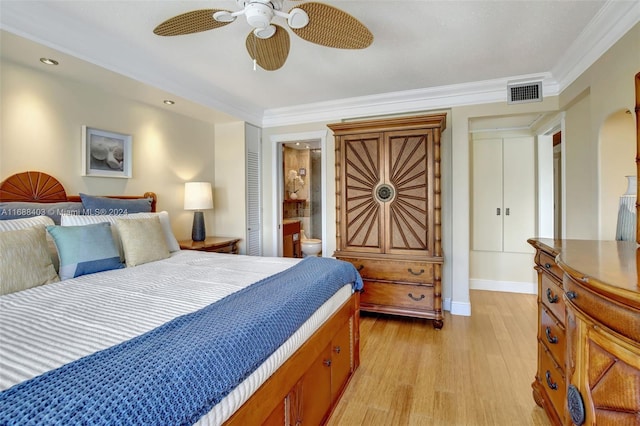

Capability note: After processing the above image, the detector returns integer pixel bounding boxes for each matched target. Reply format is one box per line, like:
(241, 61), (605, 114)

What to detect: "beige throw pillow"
(116, 217), (170, 267)
(0, 226), (60, 295)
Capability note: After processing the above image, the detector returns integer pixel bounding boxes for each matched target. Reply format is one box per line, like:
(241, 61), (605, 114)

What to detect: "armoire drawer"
(361, 281), (435, 311)
(540, 305), (565, 366)
(541, 273), (565, 322)
(339, 257), (434, 284)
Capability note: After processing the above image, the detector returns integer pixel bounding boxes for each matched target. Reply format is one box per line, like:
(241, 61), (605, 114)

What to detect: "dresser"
(329, 114), (446, 328)
(528, 238), (640, 425)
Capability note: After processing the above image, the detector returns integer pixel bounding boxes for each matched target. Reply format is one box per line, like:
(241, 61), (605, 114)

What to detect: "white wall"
(213, 122), (247, 252)
(560, 22), (640, 239)
(0, 58), (219, 240)
(599, 110), (636, 240)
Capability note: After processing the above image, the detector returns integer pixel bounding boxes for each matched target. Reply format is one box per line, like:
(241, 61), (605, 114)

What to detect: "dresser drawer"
(541, 273), (565, 322)
(339, 258), (434, 284)
(361, 281), (435, 311)
(540, 305), (565, 367)
(564, 276), (640, 342)
(538, 251), (563, 281)
(537, 342), (566, 420)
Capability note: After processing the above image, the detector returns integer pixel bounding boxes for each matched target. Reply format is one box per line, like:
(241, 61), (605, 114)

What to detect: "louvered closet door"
(385, 129), (433, 256)
(341, 133), (384, 253)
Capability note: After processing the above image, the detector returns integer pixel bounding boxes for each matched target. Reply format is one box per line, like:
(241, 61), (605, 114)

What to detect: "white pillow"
(0, 215), (54, 231)
(0, 226), (59, 295)
(115, 217), (170, 267)
(0, 216), (59, 272)
(61, 211), (180, 258)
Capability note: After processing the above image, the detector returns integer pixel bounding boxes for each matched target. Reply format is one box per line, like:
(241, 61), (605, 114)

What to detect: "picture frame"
(82, 126), (132, 178)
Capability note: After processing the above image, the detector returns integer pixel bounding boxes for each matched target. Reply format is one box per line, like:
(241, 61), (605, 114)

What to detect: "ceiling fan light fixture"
(287, 8), (309, 29)
(254, 25), (276, 39)
(213, 11), (236, 23)
(245, 3), (274, 29)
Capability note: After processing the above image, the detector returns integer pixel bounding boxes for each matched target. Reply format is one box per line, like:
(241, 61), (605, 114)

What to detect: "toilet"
(300, 230), (322, 257)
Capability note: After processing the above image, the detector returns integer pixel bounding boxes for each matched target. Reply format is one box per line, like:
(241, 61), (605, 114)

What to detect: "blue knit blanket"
(0, 256), (362, 425)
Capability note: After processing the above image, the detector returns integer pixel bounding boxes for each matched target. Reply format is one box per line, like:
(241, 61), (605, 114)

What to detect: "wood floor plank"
(327, 290), (551, 426)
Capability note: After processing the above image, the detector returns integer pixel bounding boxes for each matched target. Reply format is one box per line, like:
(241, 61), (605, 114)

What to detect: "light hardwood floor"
(327, 290), (551, 426)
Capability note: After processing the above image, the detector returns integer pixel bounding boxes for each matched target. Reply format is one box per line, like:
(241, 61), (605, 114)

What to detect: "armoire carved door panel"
(342, 133), (383, 253)
(385, 129), (433, 256)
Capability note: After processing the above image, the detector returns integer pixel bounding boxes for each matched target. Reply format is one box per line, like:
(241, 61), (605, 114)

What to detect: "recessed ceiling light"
(39, 58), (59, 66)
(163, 100), (175, 105)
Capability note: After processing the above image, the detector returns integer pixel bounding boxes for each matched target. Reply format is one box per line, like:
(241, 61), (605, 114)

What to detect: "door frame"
(269, 130), (329, 256)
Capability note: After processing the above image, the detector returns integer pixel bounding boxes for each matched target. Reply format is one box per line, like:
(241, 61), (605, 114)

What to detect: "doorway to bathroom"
(271, 130), (327, 258)
(282, 140), (322, 257)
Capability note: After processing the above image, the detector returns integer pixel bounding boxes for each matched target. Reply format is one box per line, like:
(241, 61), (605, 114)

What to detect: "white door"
(472, 138), (503, 251)
(503, 137), (535, 253)
(245, 124), (262, 256)
(472, 136), (535, 253)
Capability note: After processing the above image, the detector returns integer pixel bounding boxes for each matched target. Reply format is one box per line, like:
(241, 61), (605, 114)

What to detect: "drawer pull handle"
(545, 370), (558, 391)
(546, 288), (559, 304)
(357, 265), (365, 272)
(566, 291), (577, 300)
(333, 345), (341, 354)
(408, 293), (425, 301)
(545, 326), (558, 344)
(408, 268), (425, 276)
(323, 359), (332, 367)
(544, 263), (552, 269)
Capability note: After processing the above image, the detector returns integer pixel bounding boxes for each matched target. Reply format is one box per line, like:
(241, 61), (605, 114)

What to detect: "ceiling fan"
(153, 0), (373, 71)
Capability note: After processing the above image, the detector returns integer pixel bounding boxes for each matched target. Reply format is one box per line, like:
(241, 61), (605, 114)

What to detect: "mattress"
(0, 250), (353, 424)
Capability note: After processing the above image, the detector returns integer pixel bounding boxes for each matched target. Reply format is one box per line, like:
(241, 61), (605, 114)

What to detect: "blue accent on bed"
(0, 256), (362, 425)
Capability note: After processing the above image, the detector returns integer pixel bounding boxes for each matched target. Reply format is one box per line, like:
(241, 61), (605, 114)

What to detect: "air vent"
(507, 81), (543, 104)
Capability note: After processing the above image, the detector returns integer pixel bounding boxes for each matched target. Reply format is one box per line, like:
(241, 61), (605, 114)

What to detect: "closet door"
(502, 137), (535, 253)
(340, 133), (384, 253)
(472, 137), (535, 253)
(385, 129), (433, 255)
(472, 138), (504, 252)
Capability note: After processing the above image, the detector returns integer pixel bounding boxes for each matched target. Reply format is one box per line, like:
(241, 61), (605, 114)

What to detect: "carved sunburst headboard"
(0, 171), (157, 211)
(0, 171), (68, 202)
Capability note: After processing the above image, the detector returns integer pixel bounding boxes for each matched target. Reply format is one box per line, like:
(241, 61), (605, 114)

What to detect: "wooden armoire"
(328, 113), (446, 328)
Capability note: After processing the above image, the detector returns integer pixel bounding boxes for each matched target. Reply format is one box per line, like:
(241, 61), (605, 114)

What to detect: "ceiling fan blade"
(246, 25), (290, 71)
(154, 9), (231, 36)
(291, 2), (373, 49)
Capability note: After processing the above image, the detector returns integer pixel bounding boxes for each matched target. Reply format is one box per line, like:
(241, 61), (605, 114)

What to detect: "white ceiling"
(1, 1), (638, 127)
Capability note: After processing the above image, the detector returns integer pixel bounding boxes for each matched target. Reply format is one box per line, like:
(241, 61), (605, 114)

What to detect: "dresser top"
(529, 238), (640, 307)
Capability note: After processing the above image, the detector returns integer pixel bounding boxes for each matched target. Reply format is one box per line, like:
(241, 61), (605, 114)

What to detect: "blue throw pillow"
(80, 193), (152, 215)
(46, 222), (124, 280)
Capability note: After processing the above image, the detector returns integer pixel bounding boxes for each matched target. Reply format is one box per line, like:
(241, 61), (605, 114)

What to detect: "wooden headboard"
(0, 171), (157, 212)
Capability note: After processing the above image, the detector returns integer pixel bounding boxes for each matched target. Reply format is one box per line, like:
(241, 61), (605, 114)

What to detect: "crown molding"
(552, 0), (640, 92)
(262, 73), (556, 128)
(262, 0), (638, 129)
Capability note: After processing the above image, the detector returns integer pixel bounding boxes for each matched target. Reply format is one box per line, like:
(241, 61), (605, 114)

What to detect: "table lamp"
(184, 181), (213, 242)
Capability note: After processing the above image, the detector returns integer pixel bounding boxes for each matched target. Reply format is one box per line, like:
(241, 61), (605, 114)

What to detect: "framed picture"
(82, 126), (132, 178)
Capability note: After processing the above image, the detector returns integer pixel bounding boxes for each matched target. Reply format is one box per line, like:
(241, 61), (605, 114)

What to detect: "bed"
(0, 171), (362, 425)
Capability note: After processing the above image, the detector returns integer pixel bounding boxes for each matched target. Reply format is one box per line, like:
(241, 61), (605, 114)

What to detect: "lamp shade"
(184, 182), (213, 211)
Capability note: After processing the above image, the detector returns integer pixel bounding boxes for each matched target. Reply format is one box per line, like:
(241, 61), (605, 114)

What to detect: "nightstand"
(178, 236), (240, 254)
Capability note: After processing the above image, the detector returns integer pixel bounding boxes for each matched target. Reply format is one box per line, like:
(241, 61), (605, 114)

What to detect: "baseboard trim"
(450, 299), (471, 316)
(470, 279), (537, 295)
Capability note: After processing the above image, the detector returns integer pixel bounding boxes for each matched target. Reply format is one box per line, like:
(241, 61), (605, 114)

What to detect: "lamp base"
(191, 211), (206, 242)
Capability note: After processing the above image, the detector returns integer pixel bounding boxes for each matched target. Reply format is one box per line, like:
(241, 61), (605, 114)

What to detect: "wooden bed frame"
(0, 170), (360, 425)
(0, 171), (157, 212)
